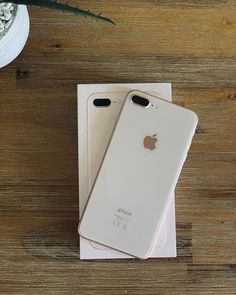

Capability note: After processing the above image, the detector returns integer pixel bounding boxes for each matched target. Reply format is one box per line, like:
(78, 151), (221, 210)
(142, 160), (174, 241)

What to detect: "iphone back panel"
(79, 90), (198, 259)
(87, 92), (168, 252)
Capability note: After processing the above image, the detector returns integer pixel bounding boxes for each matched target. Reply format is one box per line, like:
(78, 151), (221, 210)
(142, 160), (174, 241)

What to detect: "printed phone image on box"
(78, 83), (176, 259)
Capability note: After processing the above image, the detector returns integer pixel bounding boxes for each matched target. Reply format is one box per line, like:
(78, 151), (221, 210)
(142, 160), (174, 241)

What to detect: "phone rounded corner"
(125, 89), (141, 100)
(139, 254), (149, 260)
(136, 245), (154, 260)
(87, 92), (99, 105)
(138, 251), (151, 260)
(189, 110), (199, 127)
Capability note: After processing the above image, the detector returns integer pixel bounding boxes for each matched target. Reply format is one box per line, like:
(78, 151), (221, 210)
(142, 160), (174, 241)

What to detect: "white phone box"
(77, 83), (177, 259)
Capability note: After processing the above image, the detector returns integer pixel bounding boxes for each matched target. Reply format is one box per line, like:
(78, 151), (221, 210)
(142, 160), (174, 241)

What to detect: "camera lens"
(93, 99), (111, 107)
(131, 95), (149, 107)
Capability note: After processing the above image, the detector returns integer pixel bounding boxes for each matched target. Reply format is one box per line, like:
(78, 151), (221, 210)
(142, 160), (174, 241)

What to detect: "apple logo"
(143, 134), (158, 150)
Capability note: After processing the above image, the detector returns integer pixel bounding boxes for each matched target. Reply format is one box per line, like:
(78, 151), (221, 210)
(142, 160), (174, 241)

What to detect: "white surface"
(78, 83), (177, 259)
(0, 5), (29, 68)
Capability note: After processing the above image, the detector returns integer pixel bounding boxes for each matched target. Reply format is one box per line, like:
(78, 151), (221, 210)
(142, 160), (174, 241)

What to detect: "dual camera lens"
(131, 95), (149, 107)
(93, 96), (150, 108)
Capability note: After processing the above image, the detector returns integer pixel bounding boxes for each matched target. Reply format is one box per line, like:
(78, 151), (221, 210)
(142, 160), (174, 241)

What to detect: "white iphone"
(86, 92), (169, 252)
(79, 90), (198, 259)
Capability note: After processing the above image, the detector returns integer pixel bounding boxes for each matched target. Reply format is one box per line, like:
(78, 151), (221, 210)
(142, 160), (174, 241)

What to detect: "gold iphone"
(79, 90), (198, 259)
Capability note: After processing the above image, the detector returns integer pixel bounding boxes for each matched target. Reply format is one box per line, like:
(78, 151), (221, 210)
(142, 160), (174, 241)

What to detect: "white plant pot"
(0, 5), (29, 68)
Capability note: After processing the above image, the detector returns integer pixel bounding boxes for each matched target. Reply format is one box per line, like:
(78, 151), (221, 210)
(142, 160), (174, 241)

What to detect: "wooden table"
(0, 1), (235, 294)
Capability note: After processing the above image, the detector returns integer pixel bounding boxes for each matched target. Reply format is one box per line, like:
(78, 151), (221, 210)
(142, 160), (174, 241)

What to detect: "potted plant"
(0, 0), (113, 68)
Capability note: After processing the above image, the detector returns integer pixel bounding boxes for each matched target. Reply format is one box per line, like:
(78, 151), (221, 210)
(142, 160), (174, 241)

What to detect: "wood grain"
(0, 1), (235, 294)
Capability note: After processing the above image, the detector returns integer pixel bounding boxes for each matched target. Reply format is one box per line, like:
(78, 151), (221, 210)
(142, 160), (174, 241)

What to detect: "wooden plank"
(0, 1), (235, 294)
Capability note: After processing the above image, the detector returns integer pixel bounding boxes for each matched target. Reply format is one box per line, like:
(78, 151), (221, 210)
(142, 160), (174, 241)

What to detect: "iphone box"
(77, 83), (177, 259)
